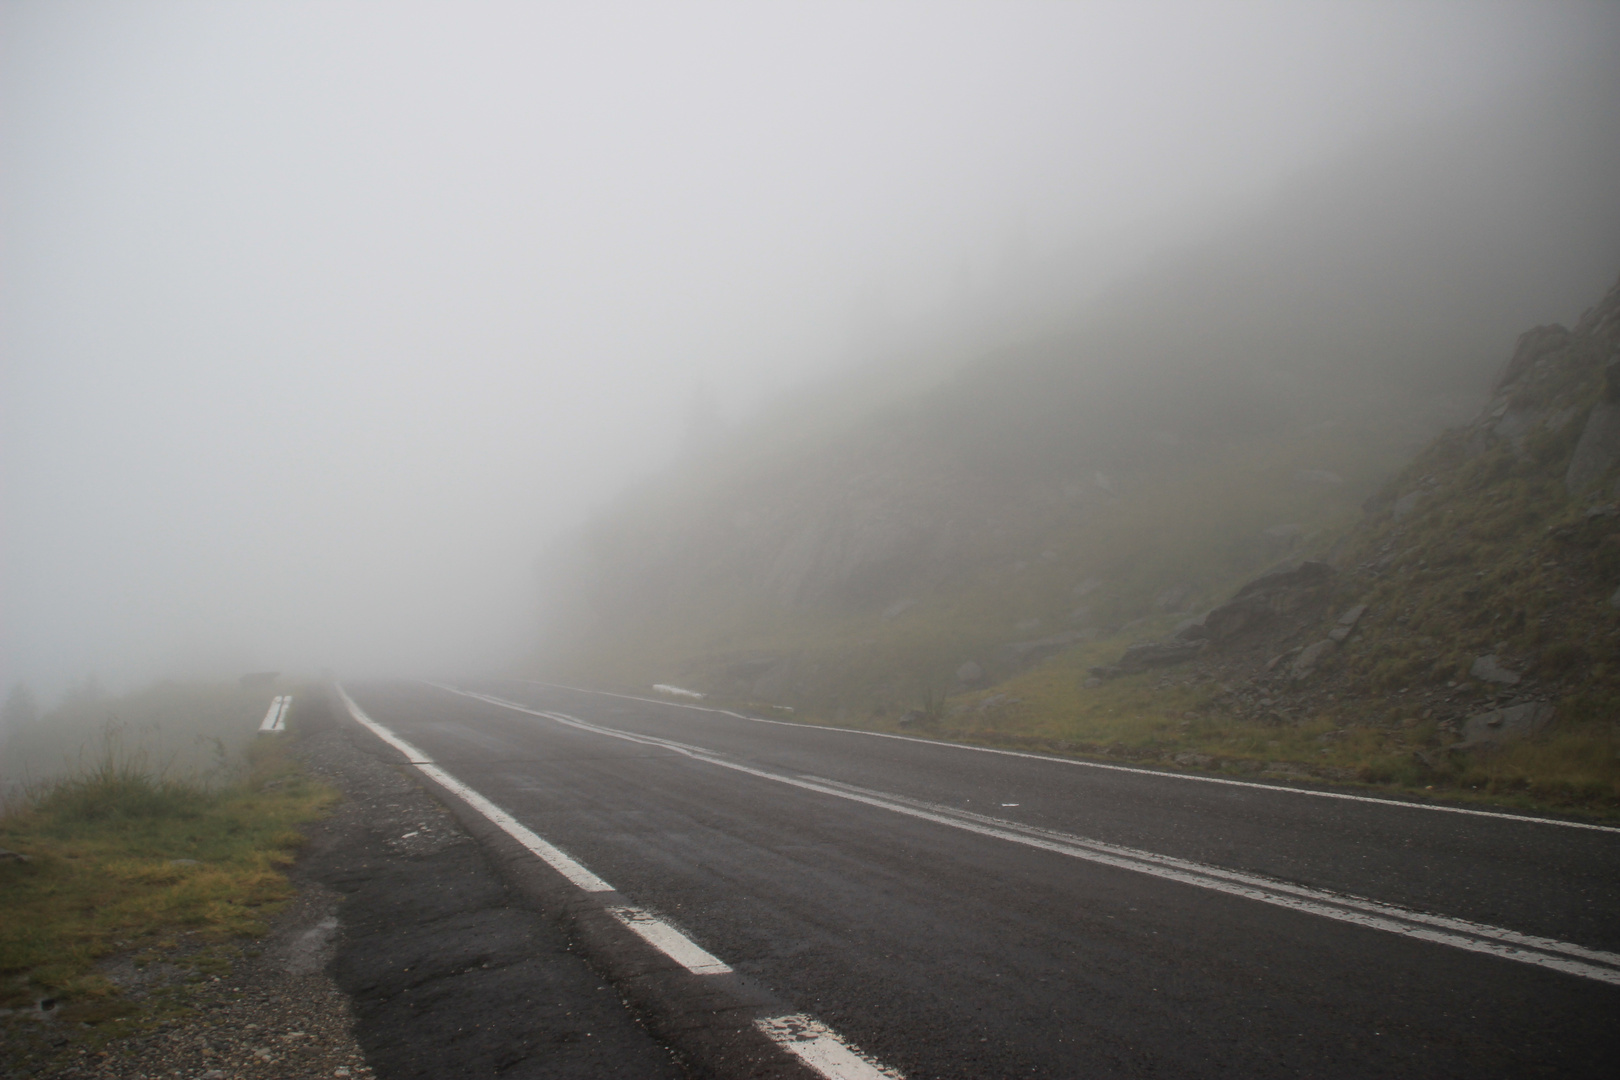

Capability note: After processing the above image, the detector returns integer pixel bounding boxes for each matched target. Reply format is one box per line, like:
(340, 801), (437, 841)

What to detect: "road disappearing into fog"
(338, 680), (1620, 1079)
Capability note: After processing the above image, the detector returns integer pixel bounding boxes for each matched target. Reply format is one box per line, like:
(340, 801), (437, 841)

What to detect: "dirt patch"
(2, 875), (371, 1079)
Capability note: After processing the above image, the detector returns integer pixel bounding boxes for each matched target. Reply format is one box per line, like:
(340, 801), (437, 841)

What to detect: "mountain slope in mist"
(531, 99), (1620, 743)
(940, 274), (1620, 811)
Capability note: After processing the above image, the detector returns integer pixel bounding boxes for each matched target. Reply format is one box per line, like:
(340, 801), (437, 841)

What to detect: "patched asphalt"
(293, 695), (689, 1079)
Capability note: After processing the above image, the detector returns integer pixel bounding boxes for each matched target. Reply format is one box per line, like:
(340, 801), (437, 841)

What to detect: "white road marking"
(451, 688), (1620, 987)
(337, 686), (611, 892)
(607, 907), (731, 974)
(756, 1015), (903, 1080)
(512, 678), (1620, 834)
(337, 685), (904, 1079)
(259, 696), (285, 732)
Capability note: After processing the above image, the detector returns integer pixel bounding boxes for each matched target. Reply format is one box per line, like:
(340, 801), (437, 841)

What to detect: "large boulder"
(1453, 702), (1556, 752)
(1195, 561), (1334, 641)
(1469, 654), (1522, 685)
(1092, 640), (1206, 678)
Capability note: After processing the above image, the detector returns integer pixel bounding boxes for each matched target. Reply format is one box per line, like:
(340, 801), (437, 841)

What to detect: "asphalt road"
(339, 679), (1620, 1079)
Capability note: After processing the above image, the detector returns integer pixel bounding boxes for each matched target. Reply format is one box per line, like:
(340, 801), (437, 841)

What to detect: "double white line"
(337, 685), (902, 1080)
(258, 695), (291, 733)
(453, 687), (1620, 989)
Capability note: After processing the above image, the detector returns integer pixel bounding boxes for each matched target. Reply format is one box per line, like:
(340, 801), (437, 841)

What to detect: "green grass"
(0, 712), (336, 1021)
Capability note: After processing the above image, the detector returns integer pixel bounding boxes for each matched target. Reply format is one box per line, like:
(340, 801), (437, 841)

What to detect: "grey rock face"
(1391, 490), (1426, 520)
(1454, 702), (1556, 751)
(1172, 616), (1207, 640)
(1469, 654), (1522, 685)
(1327, 604), (1367, 643)
(1566, 399), (1620, 493)
(1200, 561), (1333, 641)
(1232, 560), (1333, 599)
(1611, 586), (1620, 610)
(1109, 640), (1205, 673)
(1290, 639), (1336, 679)
(1494, 323), (1571, 390)
(954, 660), (984, 685)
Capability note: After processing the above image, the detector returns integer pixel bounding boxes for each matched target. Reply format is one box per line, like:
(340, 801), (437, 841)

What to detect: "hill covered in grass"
(529, 97), (1620, 810)
(935, 280), (1620, 812)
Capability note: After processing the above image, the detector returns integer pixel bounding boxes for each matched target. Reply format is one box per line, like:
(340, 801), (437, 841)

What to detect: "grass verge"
(0, 724), (337, 1029)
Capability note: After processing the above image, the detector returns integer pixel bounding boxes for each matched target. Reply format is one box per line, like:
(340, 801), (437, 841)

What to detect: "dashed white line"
(756, 1015), (903, 1080)
(259, 695), (290, 732)
(607, 907), (731, 974)
(513, 678), (1620, 834)
(336, 684), (900, 1079)
(451, 687), (1620, 987)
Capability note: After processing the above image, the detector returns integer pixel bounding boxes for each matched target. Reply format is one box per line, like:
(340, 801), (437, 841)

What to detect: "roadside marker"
(335, 684), (902, 1078)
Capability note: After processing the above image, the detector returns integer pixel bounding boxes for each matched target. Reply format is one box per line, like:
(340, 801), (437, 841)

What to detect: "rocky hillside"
(946, 277), (1620, 809)
(528, 106), (1620, 809)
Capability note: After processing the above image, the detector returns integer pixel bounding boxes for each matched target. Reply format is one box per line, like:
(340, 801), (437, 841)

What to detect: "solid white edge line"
(336, 684), (612, 892)
(258, 696), (283, 732)
(510, 678), (1620, 835)
(450, 688), (1620, 987)
(339, 683), (906, 1080)
(414, 762), (617, 894)
(756, 1015), (903, 1080)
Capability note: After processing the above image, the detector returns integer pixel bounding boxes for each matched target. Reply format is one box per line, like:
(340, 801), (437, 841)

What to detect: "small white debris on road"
(652, 684), (706, 699)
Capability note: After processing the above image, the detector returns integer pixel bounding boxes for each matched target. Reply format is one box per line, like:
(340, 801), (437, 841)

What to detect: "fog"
(3, 1), (1617, 701)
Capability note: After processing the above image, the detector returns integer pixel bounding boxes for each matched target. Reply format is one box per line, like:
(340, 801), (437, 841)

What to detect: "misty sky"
(3, 1), (1616, 699)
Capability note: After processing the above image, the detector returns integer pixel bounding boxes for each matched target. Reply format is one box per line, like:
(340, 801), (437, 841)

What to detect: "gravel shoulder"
(4, 689), (685, 1080)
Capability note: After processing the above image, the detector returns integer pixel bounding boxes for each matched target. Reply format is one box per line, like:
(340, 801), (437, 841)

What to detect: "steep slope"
(937, 278), (1620, 811)
(530, 104), (1620, 810)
